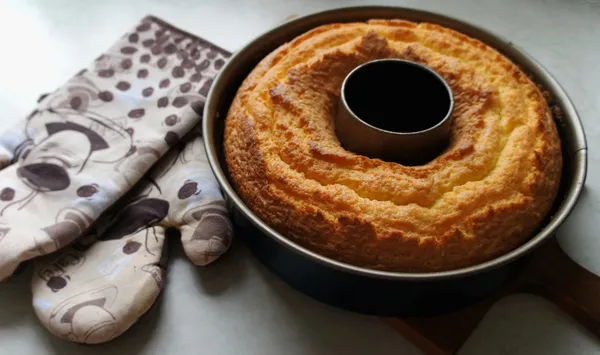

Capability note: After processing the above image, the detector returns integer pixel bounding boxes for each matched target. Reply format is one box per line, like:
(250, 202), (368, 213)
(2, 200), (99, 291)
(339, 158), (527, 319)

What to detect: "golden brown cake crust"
(224, 20), (562, 272)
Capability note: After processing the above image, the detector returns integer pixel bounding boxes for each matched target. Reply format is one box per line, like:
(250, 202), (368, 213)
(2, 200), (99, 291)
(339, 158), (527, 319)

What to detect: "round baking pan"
(203, 6), (588, 316)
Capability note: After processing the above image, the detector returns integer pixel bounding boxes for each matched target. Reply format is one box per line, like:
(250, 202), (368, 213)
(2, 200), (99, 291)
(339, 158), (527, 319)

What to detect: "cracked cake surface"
(224, 19), (562, 272)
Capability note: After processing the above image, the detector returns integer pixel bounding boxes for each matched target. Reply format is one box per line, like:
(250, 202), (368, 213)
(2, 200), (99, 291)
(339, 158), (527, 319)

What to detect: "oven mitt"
(0, 16), (229, 281)
(31, 127), (233, 344)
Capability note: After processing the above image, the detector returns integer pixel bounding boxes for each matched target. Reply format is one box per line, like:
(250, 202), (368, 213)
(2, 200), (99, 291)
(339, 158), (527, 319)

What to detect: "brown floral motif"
(122, 241), (141, 254)
(1, 187), (15, 201)
(142, 39), (155, 47)
(157, 57), (167, 69)
(18, 163), (70, 191)
(116, 81), (131, 91)
(214, 59), (225, 70)
(164, 43), (177, 55)
(155, 28), (166, 38)
(206, 50), (218, 59)
(70, 96), (82, 110)
(178, 181), (200, 199)
(137, 69), (149, 79)
(164, 115), (178, 126)
(128, 33), (139, 43)
(47, 275), (68, 292)
(164, 132), (179, 147)
(190, 73), (202, 83)
(140, 54), (151, 63)
(136, 22), (151, 32)
(151, 46), (162, 55)
(190, 48), (200, 60)
(121, 59), (132, 70)
(159, 79), (170, 88)
(77, 184), (98, 198)
(196, 60), (210, 72)
(199, 79), (213, 96)
(98, 91), (113, 102)
(128, 109), (145, 119)
(157, 97), (169, 108)
(180, 83), (192, 93)
(120, 46), (137, 55)
(142, 87), (154, 97)
(172, 66), (184, 78)
(155, 33), (169, 46)
(182, 59), (194, 69)
(172, 96), (188, 108)
(98, 68), (115, 78)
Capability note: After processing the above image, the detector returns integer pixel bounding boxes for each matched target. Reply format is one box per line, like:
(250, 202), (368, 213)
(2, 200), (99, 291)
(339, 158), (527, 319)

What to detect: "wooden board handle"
(383, 238), (600, 355)
(385, 296), (500, 355)
(519, 237), (600, 337)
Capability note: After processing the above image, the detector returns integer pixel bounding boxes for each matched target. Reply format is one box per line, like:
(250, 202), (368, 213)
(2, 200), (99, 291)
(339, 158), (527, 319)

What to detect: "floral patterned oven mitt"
(32, 127), (232, 343)
(0, 16), (230, 280)
(0, 16), (233, 342)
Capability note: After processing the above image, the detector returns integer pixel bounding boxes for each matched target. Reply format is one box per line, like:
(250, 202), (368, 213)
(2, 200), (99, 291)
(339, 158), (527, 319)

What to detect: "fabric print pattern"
(32, 126), (233, 344)
(45, 285), (120, 344)
(0, 16), (230, 281)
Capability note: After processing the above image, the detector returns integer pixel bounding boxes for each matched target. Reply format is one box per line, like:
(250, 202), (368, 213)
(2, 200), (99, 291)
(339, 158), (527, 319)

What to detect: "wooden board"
(383, 237), (600, 355)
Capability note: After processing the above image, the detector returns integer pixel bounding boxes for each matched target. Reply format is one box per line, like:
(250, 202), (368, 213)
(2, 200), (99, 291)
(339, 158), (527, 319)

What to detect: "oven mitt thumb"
(31, 129), (233, 344)
(0, 16), (229, 281)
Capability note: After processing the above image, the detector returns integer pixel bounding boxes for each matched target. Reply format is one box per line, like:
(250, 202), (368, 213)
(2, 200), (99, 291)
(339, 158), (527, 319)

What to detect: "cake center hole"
(343, 60), (452, 133)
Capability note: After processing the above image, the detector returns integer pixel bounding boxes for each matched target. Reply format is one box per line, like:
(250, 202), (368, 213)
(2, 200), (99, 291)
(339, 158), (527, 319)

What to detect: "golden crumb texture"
(223, 20), (562, 272)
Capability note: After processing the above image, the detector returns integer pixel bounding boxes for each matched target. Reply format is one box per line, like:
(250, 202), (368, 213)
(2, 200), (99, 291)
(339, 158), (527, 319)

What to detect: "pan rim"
(203, 5), (588, 281)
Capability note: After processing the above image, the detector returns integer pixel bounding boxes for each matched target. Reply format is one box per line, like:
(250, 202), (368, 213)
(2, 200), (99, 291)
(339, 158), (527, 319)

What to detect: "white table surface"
(0, 0), (598, 354)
